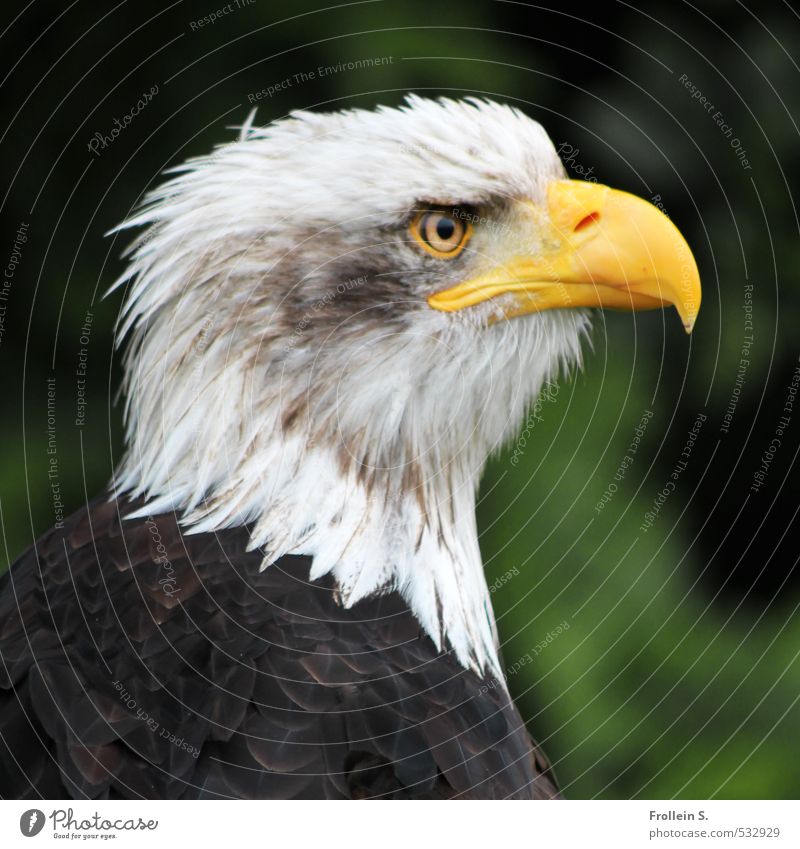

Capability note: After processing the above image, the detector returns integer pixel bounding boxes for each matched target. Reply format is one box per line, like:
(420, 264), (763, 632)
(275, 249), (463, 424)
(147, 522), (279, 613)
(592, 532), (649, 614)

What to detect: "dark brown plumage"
(0, 496), (558, 799)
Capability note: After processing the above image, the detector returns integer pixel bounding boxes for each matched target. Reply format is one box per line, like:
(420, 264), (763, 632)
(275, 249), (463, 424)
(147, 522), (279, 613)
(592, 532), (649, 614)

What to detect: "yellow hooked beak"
(427, 180), (701, 333)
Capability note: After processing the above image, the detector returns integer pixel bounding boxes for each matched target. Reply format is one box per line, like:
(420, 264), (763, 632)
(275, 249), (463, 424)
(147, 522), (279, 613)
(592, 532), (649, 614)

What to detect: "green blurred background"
(2, 0), (799, 798)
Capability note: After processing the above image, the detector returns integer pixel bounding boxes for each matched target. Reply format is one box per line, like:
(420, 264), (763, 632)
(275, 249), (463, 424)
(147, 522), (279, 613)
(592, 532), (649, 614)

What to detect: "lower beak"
(427, 180), (701, 333)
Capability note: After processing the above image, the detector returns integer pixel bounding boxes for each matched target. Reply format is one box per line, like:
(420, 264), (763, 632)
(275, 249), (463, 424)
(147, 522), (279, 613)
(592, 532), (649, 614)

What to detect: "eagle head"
(112, 96), (700, 674)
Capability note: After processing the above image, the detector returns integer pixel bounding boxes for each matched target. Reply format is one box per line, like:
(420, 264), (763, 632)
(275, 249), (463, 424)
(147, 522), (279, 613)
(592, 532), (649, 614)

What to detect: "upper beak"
(427, 180), (701, 333)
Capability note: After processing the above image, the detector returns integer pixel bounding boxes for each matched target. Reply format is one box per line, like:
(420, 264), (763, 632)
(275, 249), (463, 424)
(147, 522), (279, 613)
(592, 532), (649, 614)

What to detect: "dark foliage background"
(2, 0), (799, 798)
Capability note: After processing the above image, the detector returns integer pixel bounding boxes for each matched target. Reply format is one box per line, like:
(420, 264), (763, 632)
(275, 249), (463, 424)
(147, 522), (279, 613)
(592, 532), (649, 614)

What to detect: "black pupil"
(435, 216), (456, 242)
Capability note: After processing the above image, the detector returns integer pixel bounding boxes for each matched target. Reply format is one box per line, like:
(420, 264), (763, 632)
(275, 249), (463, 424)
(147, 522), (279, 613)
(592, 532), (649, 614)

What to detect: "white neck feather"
(116, 307), (584, 675)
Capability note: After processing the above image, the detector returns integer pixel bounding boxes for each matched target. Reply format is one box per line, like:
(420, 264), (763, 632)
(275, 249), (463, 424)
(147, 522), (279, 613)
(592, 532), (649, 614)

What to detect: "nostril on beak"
(574, 212), (601, 232)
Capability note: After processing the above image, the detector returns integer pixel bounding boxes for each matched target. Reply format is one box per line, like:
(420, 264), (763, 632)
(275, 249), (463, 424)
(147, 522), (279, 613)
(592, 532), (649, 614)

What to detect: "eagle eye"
(410, 208), (472, 258)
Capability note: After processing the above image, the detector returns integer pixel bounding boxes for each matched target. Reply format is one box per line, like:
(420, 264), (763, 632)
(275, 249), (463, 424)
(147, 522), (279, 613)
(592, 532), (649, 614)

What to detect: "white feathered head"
(111, 96), (700, 672)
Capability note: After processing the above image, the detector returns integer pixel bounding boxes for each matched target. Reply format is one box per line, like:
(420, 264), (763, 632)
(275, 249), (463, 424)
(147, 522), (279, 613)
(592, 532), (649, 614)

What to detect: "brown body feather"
(0, 496), (558, 799)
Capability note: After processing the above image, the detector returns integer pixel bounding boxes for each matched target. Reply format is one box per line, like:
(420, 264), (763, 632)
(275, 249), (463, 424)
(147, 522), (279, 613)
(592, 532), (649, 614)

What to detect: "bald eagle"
(0, 97), (700, 799)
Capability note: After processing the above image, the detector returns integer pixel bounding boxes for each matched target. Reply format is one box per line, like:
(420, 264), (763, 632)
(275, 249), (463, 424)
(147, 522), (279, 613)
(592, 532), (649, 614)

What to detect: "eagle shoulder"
(0, 496), (558, 799)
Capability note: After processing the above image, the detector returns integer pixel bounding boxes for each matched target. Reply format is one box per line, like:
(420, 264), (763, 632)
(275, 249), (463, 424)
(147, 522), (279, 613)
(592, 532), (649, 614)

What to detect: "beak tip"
(681, 310), (698, 334)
